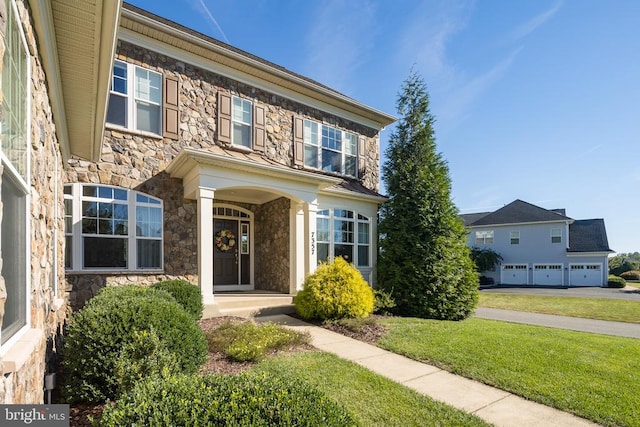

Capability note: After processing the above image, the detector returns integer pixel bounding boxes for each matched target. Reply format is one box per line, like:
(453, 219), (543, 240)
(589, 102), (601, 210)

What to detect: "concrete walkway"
(474, 307), (640, 339)
(257, 314), (597, 427)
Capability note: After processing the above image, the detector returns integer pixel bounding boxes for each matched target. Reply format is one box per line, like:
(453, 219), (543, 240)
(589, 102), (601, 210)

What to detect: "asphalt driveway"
(480, 286), (640, 301)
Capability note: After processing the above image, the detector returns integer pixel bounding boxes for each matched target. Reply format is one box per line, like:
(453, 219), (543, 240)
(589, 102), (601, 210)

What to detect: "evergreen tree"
(378, 72), (478, 320)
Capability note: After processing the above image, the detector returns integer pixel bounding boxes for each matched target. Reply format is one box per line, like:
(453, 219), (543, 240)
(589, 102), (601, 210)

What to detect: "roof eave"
(30, 0), (121, 162)
(119, 4), (396, 129)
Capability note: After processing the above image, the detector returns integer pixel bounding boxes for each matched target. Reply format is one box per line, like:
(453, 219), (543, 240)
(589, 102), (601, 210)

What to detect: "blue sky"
(128, 0), (640, 254)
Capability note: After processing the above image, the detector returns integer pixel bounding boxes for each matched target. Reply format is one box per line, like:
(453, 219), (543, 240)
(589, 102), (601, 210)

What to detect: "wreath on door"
(215, 229), (236, 252)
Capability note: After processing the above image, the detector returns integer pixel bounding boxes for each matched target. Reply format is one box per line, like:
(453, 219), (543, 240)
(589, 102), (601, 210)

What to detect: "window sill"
(1, 328), (44, 373)
(66, 269), (164, 275)
(105, 123), (163, 140)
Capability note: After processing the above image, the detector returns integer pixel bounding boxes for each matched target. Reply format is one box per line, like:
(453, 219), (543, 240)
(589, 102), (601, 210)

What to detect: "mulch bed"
(69, 315), (385, 426)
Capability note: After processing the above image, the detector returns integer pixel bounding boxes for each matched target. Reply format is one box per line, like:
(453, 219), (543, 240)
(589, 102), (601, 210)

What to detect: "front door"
(214, 219), (239, 285)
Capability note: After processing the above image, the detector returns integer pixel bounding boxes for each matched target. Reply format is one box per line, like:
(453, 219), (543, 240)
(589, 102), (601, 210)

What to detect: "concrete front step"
(203, 293), (295, 319)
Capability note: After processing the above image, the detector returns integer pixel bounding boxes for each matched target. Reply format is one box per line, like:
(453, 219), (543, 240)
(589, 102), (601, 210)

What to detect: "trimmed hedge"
(607, 275), (627, 288)
(97, 372), (357, 426)
(62, 285), (207, 403)
(620, 270), (640, 281)
(151, 279), (203, 320)
(295, 257), (374, 320)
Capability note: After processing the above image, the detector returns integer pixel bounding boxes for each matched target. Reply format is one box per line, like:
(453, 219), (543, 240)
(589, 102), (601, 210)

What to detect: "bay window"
(1, 0), (30, 347)
(64, 184), (163, 271)
(317, 209), (370, 268)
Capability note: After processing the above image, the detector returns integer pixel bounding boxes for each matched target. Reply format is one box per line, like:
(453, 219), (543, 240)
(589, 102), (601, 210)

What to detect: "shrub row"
(97, 372), (357, 426)
(62, 282), (206, 403)
(619, 270), (640, 281)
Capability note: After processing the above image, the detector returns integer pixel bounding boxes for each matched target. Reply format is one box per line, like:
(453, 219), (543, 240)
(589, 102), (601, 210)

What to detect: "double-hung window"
(551, 228), (562, 244)
(475, 230), (494, 245)
(1, 0), (30, 347)
(303, 120), (357, 177)
(232, 97), (252, 148)
(317, 209), (370, 268)
(510, 231), (520, 245)
(64, 184), (163, 271)
(107, 60), (162, 134)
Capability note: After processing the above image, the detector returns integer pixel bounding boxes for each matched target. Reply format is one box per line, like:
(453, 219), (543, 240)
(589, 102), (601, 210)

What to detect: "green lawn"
(478, 293), (640, 323)
(254, 352), (490, 427)
(378, 317), (640, 427)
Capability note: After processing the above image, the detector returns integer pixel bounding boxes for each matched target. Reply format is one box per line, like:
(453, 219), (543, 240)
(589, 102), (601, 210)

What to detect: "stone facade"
(0, 0), (68, 404)
(64, 40), (381, 305)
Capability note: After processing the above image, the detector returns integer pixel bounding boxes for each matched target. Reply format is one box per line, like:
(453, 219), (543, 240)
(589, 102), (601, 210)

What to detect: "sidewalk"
(257, 314), (597, 427)
(474, 307), (640, 339)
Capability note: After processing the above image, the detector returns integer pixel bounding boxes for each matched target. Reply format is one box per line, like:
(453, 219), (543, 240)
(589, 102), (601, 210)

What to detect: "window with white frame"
(303, 120), (357, 177)
(232, 96), (252, 148)
(475, 230), (494, 244)
(1, 0), (30, 346)
(64, 184), (163, 271)
(107, 60), (162, 134)
(317, 209), (370, 267)
(510, 231), (520, 245)
(551, 228), (562, 244)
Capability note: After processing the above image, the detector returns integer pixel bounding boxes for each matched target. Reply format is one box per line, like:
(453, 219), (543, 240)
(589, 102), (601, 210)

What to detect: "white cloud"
(302, 0), (376, 92)
(509, 0), (563, 42)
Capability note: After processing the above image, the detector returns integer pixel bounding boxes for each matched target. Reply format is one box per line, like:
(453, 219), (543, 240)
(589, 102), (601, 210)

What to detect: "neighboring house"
(461, 200), (613, 287)
(0, 0), (394, 404)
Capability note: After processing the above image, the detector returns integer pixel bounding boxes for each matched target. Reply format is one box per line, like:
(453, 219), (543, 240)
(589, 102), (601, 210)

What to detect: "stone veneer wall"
(0, 0), (68, 403)
(253, 197), (290, 293)
(64, 40), (381, 307)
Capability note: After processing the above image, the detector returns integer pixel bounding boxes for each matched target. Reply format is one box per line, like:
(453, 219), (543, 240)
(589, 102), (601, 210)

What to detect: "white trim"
(117, 27), (394, 131)
(568, 263), (604, 287)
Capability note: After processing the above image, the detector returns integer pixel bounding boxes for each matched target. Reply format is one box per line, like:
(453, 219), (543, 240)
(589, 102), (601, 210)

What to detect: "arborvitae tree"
(378, 72), (478, 320)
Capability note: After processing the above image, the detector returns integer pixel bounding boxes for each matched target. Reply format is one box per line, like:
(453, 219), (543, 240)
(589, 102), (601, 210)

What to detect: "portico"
(166, 146), (342, 304)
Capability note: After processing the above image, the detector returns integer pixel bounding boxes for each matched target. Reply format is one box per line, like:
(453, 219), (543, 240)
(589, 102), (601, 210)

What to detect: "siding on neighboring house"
(463, 200), (612, 286)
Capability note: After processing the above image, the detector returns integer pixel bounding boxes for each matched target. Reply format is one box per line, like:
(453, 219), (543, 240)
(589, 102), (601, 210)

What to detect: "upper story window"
(303, 120), (357, 177)
(1, 0), (30, 348)
(317, 209), (370, 268)
(510, 231), (520, 245)
(64, 184), (163, 271)
(107, 60), (162, 134)
(232, 97), (252, 148)
(475, 230), (493, 245)
(551, 228), (562, 244)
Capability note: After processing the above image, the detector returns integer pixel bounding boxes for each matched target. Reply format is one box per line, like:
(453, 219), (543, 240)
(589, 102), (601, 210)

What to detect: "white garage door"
(534, 264), (563, 286)
(569, 264), (602, 287)
(501, 264), (528, 285)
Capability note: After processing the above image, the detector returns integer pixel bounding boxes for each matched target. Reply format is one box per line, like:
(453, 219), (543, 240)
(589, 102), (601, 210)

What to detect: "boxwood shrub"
(607, 275), (627, 288)
(62, 285), (207, 403)
(97, 372), (357, 427)
(151, 279), (203, 320)
(295, 257), (374, 320)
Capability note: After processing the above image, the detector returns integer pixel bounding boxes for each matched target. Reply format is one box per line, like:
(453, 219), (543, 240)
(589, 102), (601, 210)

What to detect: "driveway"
(480, 286), (640, 301)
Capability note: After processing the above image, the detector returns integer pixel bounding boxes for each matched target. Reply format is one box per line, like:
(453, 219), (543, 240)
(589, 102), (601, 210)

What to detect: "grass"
(378, 317), (640, 427)
(478, 293), (640, 323)
(254, 352), (491, 427)
(205, 320), (310, 361)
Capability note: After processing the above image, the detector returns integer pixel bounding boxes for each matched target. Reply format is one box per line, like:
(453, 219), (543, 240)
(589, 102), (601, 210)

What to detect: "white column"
(197, 187), (215, 304)
(290, 202), (306, 293)
(305, 201), (318, 278)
